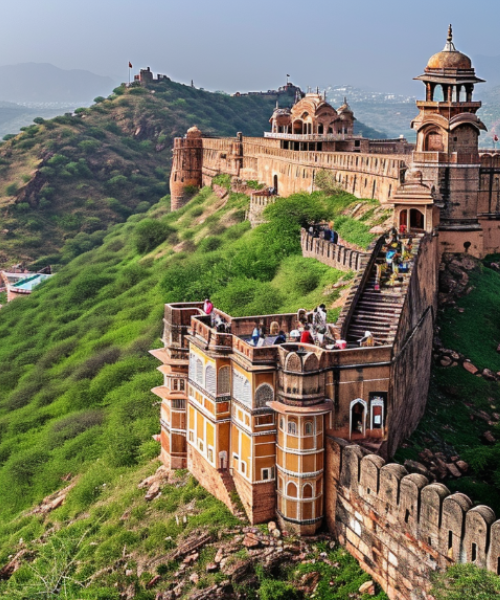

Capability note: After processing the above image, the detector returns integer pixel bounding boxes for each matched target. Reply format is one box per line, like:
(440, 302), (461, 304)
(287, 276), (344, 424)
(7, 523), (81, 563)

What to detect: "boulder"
(206, 562), (218, 573)
(483, 430), (496, 444)
(243, 533), (260, 549)
(456, 460), (469, 473)
(483, 368), (497, 381)
(267, 521), (277, 533)
(439, 356), (452, 367)
(272, 528), (281, 539)
(446, 463), (462, 478)
(463, 361), (478, 375)
(359, 580), (376, 595)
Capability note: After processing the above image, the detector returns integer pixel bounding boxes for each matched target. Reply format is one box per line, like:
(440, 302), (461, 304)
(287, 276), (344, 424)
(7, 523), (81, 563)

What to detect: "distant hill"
(0, 63), (115, 104)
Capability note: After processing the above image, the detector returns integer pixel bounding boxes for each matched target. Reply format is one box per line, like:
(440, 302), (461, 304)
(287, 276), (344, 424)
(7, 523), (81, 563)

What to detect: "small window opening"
(497, 557), (500, 576)
(428, 537), (432, 547)
(404, 509), (410, 523)
(472, 543), (477, 562)
(367, 488), (371, 495)
(448, 531), (453, 550)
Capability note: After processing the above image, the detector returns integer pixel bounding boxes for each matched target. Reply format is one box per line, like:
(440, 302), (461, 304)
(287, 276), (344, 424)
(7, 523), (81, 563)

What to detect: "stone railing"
(264, 132), (360, 142)
(301, 229), (368, 272)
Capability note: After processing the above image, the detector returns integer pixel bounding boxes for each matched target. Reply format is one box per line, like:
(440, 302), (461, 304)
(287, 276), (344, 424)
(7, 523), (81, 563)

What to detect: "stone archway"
(350, 398), (367, 439)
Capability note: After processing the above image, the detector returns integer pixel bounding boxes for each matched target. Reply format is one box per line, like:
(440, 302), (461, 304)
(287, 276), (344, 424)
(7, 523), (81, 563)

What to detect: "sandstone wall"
(326, 440), (500, 600)
(300, 229), (367, 272)
(385, 233), (438, 456)
(199, 137), (408, 204)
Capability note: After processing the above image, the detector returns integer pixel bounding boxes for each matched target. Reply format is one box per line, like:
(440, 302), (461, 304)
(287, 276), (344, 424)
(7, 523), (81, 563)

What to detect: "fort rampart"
(196, 136), (409, 204)
(325, 439), (500, 599)
(300, 229), (368, 272)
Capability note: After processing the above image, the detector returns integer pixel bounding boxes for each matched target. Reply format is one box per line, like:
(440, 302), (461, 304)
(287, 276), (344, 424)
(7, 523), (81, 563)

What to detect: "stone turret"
(169, 126), (203, 211)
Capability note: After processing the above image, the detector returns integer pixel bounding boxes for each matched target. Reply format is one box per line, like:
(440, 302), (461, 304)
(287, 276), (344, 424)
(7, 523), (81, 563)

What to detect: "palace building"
(151, 29), (500, 598)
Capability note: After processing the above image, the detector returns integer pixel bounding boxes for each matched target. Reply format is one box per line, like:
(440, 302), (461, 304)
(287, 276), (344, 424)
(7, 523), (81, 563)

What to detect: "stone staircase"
(219, 469), (247, 521)
(344, 234), (424, 346)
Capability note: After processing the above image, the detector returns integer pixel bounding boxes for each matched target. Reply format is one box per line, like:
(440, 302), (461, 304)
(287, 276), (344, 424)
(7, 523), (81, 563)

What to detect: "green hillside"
(0, 185), (390, 598)
(0, 79), (386, 269)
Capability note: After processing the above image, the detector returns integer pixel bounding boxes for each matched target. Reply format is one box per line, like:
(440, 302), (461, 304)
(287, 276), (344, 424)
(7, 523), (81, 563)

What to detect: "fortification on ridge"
(151, 28), (500, 599)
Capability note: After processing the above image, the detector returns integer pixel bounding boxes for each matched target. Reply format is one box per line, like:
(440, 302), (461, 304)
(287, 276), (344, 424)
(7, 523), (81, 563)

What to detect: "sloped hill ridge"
(0, 79), (386, 269)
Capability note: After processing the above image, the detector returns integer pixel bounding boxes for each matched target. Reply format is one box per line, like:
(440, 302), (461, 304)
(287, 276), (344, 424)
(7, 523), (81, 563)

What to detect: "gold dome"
(427, 50), (472, 70)
(426, 24), (472, 71)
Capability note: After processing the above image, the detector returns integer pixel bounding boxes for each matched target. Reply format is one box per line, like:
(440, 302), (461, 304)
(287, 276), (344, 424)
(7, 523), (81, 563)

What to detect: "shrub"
(72, 347), (121, 380)
(5, 183), (18, 196)
(213, 173), (231, 190)
(431, 563), (500, 599)
(94, 96), (106, 103)
(78, 139), (100, 154)
(133, 219), (173, 253)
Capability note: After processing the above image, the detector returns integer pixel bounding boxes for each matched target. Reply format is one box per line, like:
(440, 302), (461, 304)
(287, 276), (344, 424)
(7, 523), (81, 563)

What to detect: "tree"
(431, 564), (500, 599)
(133, 219), (172, 253)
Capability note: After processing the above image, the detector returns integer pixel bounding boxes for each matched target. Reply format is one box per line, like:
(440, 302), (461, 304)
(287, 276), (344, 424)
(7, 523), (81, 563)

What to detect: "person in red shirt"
(300, 325), (314, 345)
(203, 298), (213, 315)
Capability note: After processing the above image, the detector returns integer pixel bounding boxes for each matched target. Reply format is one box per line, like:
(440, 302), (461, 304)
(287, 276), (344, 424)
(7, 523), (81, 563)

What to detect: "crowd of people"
(203, 298), (372, 350)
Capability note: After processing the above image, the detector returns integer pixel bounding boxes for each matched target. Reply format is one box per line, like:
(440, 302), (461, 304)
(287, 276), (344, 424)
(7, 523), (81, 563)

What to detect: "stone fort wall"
(199, 136), (408, 203)
(325, 439), (500, 600)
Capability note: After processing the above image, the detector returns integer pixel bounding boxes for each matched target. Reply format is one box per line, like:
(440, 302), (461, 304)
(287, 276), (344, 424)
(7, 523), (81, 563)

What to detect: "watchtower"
(169, 126), (203, 211)
(411, 25), (487, 255)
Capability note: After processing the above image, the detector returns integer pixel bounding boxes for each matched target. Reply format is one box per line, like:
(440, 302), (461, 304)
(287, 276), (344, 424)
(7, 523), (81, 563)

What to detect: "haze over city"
(1, 0), (499, 95)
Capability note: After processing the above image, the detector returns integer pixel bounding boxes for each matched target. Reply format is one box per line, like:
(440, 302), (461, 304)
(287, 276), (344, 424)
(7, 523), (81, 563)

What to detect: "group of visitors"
(383, 228), (413, 276)
(308, 221), (339, 244)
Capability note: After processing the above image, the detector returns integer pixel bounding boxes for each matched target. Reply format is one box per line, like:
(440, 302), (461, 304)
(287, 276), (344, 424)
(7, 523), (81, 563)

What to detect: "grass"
(0, 186), (380, 597)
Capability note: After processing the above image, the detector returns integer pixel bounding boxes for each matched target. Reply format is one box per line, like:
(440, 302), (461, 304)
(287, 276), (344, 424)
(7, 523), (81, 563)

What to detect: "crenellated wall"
(300, 229), (368, 272)
(326, 438), (500, 600)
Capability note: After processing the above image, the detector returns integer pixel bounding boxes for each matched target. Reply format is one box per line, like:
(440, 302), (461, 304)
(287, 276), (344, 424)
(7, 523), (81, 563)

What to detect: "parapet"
(337, 443), (500, 574)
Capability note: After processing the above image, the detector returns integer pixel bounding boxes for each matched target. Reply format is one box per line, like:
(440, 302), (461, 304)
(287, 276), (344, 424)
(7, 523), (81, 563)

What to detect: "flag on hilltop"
(129, 62), (133, 69)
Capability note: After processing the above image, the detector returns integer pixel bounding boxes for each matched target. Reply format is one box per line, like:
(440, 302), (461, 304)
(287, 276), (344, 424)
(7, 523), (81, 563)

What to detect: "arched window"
(278, 477), (284, 490)
(254, 384), (274, 408)
(287, 482), (297, 498)
(232, 370), (251, 406)
(189, 353), (196, 380)
(280, 417), (284, 430)
(304, 421), (314, 435)
(303, 483), (313, 498)
(196, 359), (203, 386)
(218, 366), (230, 395)
(205, 365), (216, 395)
(288, 421), (297, 435)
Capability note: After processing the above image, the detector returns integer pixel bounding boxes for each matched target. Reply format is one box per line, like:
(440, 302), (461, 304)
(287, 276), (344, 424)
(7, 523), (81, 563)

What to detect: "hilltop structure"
(153, 28), (500, 599)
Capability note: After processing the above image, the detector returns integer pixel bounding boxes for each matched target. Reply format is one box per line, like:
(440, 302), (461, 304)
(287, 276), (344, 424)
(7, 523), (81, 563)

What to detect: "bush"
(5, 183), (18, 196)
(133, 219), (173, 253)
(431, 563), (500, 599)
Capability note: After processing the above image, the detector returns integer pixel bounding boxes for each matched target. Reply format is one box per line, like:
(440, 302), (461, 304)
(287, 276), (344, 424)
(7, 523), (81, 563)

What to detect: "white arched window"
(288, 421), (297, 435)
(189, 353), (196, 381)
(205, 365), (216, 396)
(218, 366), (230, 395)
(196, 359), (203, 386)
(254, 384), (274, 408)
(232, 369), (251, 406)
(304, 421), (314, 435)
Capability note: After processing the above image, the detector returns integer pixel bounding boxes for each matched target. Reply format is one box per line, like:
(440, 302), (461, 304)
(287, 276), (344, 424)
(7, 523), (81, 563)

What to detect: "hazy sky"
(1, 0), (499, 95)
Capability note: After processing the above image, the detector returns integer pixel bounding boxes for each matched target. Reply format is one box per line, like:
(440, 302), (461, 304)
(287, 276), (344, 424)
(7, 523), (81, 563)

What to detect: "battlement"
(329, 440), (500, 598)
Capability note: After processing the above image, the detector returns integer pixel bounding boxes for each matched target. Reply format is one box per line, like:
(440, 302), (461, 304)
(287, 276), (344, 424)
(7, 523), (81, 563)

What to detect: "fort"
(151, 27), (500, 598)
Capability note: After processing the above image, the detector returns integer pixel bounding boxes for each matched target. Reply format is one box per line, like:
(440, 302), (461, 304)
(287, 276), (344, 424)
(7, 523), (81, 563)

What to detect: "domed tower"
(411, 25), (486, 255)
(170, 126), (203, 211)
(337, 97), (355, 136)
